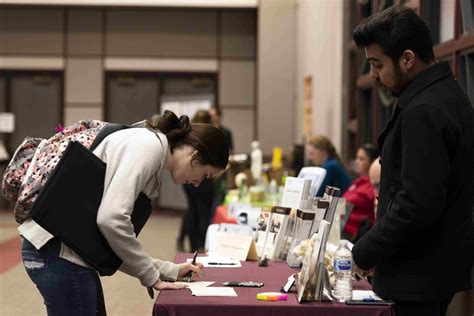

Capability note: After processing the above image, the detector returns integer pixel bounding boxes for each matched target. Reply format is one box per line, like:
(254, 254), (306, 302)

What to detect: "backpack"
(2, 120), (109, 224)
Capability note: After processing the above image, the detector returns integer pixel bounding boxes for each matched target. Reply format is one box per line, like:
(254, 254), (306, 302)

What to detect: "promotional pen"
(223, 281), (264, 287)
(208, 262), (236, 265)
(147, 286), (154, 299)
(187, 251), (198, 282)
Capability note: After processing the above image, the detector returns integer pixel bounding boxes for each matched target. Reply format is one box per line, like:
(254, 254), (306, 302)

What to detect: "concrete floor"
(0, 210), (185, 316)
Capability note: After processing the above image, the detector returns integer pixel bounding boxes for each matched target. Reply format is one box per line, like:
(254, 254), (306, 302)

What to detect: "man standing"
(352, 6), (473, 316)
(209, 107), (234, 154)
(208, 107), (234, 225)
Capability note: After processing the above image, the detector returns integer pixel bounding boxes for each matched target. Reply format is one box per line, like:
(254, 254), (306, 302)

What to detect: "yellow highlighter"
(256, 292), (288, 301)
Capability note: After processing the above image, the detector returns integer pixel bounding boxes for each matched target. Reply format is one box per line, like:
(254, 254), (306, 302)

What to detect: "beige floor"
(0, 211), (186, 316)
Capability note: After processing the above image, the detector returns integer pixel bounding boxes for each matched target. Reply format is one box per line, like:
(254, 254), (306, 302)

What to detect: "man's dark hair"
(353, 5), (434, 63)
(211, 106), (222, 116)
(360, 143), (379, 163)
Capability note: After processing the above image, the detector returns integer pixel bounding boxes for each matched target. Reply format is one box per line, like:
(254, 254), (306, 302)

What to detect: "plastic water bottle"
(332, 240), (353, 302)
(250, 140), (263, 182)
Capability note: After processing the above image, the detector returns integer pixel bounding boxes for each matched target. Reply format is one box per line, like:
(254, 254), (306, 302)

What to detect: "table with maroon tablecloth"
(153, 254), (394, 316)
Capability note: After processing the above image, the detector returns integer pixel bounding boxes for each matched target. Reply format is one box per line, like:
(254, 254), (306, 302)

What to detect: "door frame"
(104, 71), (218, 122)
(0, 69), (64, 151)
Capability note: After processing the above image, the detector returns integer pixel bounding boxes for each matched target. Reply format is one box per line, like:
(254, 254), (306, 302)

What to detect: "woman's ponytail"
(147, 110), (229, 169)
(147, 110), (191, 151)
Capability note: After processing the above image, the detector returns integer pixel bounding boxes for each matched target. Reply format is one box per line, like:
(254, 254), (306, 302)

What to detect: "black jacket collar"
(377, 62), (452, 151)
(398, 61), (453, 109)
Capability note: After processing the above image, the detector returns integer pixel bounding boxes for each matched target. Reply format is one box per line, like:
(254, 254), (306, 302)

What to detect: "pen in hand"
(147, 286), (154, 299)
(186, 251), (198, 282)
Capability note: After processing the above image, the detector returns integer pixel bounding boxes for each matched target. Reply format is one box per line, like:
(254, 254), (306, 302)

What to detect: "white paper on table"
(187, 255), (241, 268)
(190, 286), (238, 297)
(352, 290), (382, 301)
(174, 281), (215, 289)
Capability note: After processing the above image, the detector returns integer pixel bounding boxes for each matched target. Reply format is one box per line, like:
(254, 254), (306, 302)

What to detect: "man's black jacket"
(352, 61), (474, 301)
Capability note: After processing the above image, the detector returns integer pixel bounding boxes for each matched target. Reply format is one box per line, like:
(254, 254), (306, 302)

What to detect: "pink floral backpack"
(2, 120), (108, 224)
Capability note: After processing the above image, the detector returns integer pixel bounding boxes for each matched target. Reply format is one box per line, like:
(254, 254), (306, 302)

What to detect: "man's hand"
(353, 262), (374, 279)
(178, 261), (204, 281)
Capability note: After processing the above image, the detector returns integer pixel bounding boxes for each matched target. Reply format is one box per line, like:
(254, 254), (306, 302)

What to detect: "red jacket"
(342, 176), (375, 238)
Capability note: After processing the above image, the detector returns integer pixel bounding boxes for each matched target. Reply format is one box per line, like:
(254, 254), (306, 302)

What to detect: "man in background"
(352, 5), (473, 316)
(209, 107), (234, 154)
(368, 157), (380, 213)
(208, 107), (234, 226)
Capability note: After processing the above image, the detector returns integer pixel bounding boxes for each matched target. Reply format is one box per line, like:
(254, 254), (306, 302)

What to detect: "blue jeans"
(22, 238), (106, 316)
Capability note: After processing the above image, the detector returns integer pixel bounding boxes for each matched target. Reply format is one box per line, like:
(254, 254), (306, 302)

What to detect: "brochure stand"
(296, 220), (333, 302)
(294, 186), (341, 303)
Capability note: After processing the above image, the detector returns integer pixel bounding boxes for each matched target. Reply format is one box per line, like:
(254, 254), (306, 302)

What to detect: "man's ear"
(400, 50), (416, 70)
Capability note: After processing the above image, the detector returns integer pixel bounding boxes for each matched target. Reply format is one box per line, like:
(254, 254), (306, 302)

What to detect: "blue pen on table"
(187, 251), (198, 282)
(362, 295), (375, 302)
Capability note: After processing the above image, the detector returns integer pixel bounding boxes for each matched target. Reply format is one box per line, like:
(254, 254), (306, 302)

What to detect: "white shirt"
(18, 127), (180, 287)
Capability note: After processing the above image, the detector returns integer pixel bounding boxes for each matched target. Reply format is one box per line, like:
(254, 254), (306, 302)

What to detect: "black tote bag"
(30, 127), (152, 276)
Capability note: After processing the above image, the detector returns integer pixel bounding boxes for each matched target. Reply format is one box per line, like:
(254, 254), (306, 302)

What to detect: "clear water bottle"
(332, 240), (353, 302)
(250, 140), (263, 182)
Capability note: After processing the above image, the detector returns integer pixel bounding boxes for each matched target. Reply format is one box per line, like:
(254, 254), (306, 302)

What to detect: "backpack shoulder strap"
(90, 123), (129, 152)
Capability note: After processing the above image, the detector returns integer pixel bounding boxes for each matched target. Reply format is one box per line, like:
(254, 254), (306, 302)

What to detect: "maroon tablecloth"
(153, 253), (394, 316)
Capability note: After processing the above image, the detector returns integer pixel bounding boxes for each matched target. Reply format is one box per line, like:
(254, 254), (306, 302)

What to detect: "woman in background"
(306, 135), (351, 196)
(342, 144), (379, 242)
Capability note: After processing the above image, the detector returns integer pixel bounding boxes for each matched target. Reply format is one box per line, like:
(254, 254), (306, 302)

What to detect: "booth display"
(153, 253), (394, 316)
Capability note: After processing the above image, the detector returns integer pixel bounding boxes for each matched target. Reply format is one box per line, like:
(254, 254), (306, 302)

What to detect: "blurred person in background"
(342, 144), (379, 242)
(179, 109), (215, 252)
(369, 157), (381, 215)
(289, 144), (305, 176)
(209, 106), (234, 154)
(306, 135), (351, 196)
(209, 106), (234, 225)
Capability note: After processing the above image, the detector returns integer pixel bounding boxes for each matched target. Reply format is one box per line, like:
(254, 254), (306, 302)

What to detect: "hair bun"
(147, 110), (191, 139)
(165, 117), (189, 143)
(146, 110), (229, 169)
(161, 110), (180, 131)
(179, 115), (190, 128)
(178, 115), (191, 135)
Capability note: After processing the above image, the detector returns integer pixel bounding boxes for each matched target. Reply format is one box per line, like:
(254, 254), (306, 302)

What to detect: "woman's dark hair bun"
(179, 115), (190, 129)
(147, 110), (191, 144)
(146, 110), (229, 168)
(167, 114), (191, 143)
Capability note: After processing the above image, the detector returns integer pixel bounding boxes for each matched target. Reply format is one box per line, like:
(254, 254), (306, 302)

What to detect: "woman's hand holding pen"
(150, 261), (204, 292)
(178, 261), (204, 281)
